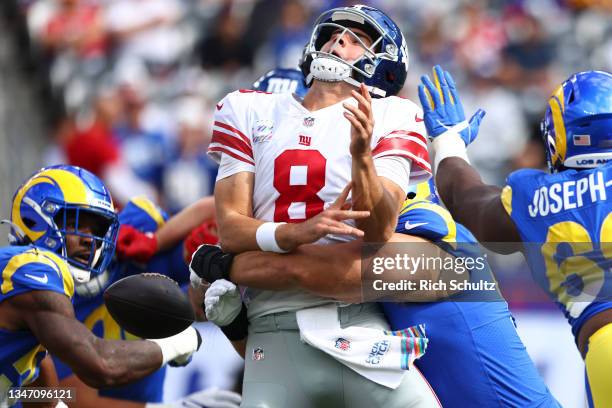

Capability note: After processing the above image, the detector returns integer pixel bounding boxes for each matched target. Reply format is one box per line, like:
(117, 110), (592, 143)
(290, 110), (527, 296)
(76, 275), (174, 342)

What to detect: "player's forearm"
(436, 157), (520, 244)
(351, 155), (400, 242)
(79, 338), (163, 388)
(217, 211), (266, 253)
(230, 242), (363, 303)
(156, 196), (215, 251)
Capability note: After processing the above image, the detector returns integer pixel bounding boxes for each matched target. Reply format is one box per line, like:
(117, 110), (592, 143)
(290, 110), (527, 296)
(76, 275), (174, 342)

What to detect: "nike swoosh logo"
(403, 221), (428, 231)
(24, 273), (49, 284)
(216, 103), (224, 111)
(415, 114), (424, 122)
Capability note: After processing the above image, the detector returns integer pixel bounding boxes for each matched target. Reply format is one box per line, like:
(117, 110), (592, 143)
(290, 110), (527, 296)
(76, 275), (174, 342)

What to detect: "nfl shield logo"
(303, 117), (315, 127)
(252, 347), (265, 361)
(335, 338), (351, 351)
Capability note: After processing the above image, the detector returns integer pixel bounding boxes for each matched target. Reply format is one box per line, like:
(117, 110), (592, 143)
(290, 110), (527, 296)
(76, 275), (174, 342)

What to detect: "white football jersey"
(209, 89), (431, 318)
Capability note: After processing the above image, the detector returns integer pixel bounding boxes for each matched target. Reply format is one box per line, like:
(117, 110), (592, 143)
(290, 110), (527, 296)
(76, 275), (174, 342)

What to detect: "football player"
(52, 196), (239, 408)
(0, 165), (201, 406)
(192, 4), (439, 407)
(197, 178), (560, 407)
(419, 67), (612, 407)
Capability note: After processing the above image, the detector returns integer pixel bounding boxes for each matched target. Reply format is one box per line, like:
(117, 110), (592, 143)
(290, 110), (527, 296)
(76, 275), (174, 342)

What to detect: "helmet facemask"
(53, 204), (119, 283)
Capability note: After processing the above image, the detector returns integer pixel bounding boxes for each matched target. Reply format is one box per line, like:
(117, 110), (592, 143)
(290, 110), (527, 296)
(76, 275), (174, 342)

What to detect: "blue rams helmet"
(541, 70), (612, 172)
(301, 4), (409, 98)
(9, 165), (119, 283)
(252, 67), (308, 98)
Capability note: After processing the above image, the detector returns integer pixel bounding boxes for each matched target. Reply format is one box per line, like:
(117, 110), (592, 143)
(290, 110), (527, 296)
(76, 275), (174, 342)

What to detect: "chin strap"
(309, 57), (386, 97)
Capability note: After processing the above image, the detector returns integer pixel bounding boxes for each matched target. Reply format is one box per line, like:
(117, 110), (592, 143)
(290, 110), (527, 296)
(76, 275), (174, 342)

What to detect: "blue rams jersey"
(384, 198), (560, 407)
(52, 197), (187, 403)
(0, 246), (74, 398)
(501, 163), (612, 338)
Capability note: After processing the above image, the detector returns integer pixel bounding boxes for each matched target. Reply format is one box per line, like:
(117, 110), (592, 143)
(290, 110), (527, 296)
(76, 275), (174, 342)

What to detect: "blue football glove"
(418, 65), (486, 146)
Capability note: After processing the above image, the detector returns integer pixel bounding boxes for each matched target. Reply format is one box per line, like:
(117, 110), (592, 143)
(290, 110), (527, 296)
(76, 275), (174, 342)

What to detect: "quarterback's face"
(321, 27), (373, 62)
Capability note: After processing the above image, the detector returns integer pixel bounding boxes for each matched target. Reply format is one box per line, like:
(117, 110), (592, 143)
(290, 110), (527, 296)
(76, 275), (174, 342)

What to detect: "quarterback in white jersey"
(209, 87), (429, 318)
(197, 5), (440, 407)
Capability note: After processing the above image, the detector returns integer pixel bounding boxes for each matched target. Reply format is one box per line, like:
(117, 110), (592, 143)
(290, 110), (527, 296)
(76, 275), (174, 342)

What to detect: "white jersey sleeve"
(371, 96), (431, 189)
(208, 90), (255, 180)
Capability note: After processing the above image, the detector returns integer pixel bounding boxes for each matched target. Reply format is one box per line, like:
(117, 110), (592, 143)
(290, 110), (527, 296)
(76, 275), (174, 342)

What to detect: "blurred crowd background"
(0, 0), (610, 406)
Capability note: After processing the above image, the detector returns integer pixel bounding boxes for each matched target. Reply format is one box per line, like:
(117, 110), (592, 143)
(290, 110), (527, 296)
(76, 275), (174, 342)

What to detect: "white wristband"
(431, 129), (470, 174)
(256, 222), (288, 253)
(150, 326), (200, 366)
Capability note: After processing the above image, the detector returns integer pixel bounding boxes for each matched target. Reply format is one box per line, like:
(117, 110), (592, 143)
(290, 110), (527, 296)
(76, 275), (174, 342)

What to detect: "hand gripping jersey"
(51, 197), (188, 403)
(501, 162), (612, 339)
(0, 246), (74, 403)
(209, 90), (430, 318)
(383, 197), (560, 408)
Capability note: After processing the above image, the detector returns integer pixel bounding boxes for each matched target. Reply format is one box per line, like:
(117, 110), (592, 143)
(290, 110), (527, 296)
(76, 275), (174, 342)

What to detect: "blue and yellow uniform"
(52, 197), (189, 403)
(501, 162), (612, 407)
(0, 246), (74, 404)
(383, 180), (560, 408)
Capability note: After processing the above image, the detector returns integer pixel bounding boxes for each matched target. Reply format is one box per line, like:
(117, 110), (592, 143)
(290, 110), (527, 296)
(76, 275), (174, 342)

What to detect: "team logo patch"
(253, 120), (274, 144)
(366, 340), (390, 365)
(303, 117), (315, 127)
(252, 347), (265, 361)
(573, 134), (591, 146)
(335, 337), (351, 351)
(298, 135), (312, 146)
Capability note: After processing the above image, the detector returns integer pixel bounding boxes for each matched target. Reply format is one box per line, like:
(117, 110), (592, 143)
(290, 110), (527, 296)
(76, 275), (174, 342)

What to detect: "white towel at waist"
(296, 304), (428, 389)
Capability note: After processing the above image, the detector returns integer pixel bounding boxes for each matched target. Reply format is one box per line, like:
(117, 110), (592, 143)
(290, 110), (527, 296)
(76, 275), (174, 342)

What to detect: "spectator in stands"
(162, 96), (217, 214)
(105, 0), (185, 70)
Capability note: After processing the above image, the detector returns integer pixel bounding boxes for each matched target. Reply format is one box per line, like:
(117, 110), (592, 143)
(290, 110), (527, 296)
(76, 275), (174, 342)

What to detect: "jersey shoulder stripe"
(0, 246), (73, 300)
(120, 197), (168, 232)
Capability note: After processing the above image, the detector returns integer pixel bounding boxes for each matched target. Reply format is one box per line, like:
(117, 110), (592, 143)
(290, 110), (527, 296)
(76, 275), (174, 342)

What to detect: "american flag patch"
(573, 134), (591, 146)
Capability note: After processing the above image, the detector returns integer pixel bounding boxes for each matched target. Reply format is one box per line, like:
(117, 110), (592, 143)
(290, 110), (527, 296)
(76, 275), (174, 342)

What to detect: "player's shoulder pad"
(1, 246), (73, 298)
(120, 196), (168, 233)
(396, 200), (457, 243)
(217, 89), (276, 112)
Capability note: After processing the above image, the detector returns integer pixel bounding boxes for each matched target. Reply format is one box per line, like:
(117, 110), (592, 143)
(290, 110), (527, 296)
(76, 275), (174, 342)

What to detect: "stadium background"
(0, 0), (610, 406)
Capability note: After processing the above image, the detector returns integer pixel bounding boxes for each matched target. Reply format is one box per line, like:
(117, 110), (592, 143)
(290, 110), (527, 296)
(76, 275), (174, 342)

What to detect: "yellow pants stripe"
(585, 322), (612, 407)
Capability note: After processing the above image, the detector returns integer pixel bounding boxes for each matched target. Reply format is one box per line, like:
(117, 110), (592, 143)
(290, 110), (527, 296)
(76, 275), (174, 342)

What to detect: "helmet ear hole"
(23, 218), (36, 229)
(386, 71), (395, 83)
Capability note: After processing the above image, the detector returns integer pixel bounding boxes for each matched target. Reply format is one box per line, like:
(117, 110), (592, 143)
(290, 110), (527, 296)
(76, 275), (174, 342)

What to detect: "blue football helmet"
(252, 67), (308, 98)
(301, 4), (409, 98)
(541, 70), (612, 172)
(9, 165), (119, 283)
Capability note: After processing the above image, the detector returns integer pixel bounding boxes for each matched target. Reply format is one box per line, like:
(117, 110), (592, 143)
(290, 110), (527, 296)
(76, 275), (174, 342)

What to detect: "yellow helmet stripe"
(11, 178), (52, 243)
(549, 97), (567, 165)
(37, 169), (89, 205)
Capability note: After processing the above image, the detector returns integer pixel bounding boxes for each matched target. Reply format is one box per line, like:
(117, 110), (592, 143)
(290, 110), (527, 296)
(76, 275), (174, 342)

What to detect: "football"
(104, 273), (195, 339)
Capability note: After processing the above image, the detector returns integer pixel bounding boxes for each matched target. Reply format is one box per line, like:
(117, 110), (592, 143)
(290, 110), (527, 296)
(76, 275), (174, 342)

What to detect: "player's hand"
(184, 218), (219, 263)
(163, 387), (242, 408)
(116, 224), (158, 263)
(204, 279), (243, 326)
(150, 325), (202, 367)
(278, 183), (370, 249)
(418, 65), (485, 146)
(189, 244), (234, 286)
(344, 83), (374, 157)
